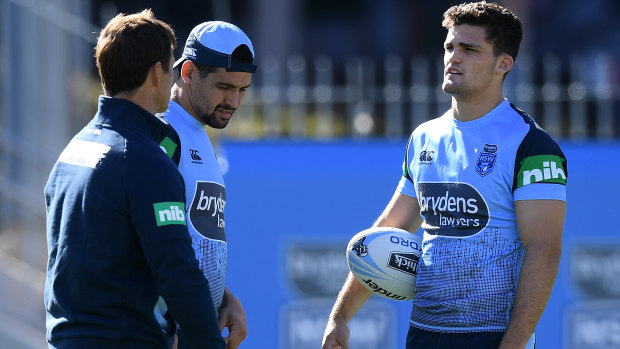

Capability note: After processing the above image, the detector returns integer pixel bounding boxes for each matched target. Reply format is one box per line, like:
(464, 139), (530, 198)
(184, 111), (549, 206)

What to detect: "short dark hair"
(94, 9), (176, 96)
(442, 1), (522, 60)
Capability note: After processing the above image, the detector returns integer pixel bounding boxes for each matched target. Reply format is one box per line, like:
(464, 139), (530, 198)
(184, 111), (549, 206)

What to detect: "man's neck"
(450, 89), (505, 122)
(170, 83), (197, 120)
(112, 88), (156, 114)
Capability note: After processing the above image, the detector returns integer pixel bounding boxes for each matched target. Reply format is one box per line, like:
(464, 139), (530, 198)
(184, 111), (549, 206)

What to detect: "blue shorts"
(406, 326), (536, 349)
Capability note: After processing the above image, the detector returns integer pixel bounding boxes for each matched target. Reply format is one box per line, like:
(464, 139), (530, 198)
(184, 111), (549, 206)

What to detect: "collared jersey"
(397, 100), (567, 332)
(44, 96), (225, 349)
(163, 101), (227, 310)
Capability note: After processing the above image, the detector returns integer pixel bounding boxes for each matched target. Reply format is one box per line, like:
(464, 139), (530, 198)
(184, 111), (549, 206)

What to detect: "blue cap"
(173, 21), (256, 73)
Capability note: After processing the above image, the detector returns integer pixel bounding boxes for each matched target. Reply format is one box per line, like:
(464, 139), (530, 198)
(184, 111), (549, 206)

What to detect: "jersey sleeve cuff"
(513, 183), (566, 202)
(397, 176), (417, 198)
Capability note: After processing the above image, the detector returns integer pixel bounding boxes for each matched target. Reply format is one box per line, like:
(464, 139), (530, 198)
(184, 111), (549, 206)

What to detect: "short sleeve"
(399, 133), (417, 198)
(512, 123), (567, 202)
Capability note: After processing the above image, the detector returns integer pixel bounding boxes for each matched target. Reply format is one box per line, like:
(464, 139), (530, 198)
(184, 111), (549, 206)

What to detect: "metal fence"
(222, 53), (619, 140)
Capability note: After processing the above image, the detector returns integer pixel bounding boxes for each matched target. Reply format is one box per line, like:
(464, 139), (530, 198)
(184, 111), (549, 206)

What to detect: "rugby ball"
(346, 227), (422, 301)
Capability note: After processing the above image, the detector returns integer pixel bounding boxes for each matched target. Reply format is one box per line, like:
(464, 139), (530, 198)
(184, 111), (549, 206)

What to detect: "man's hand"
(218, 288), (247, 349)
(322, 316), (350, 349)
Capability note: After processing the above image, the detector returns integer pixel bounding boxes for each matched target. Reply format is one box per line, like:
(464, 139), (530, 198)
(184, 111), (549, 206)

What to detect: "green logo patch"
(153, 202), (186, 226)
(517, 155), (567, 188)
(159, 137), (177, 159)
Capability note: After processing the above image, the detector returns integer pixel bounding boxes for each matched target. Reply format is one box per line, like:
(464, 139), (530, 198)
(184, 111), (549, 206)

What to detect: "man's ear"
(497, 54), (514, 75)
(148, 61), (164, 89)
(180, 60), (196, 84)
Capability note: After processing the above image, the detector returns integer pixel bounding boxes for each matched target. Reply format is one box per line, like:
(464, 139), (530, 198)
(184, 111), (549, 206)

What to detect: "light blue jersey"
(164, 101), (227, 310)
(397, 100), (567, 332)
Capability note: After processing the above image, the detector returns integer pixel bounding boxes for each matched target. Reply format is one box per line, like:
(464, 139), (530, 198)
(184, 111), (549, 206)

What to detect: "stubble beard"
(197, 106), (232, 129)
(442, 63), (497, 100)
(442, 79), (466, 97)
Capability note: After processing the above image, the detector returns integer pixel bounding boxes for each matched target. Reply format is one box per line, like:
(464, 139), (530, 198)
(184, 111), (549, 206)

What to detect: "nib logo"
(517, 155), (567, 188)
(153, 202), (186, 226)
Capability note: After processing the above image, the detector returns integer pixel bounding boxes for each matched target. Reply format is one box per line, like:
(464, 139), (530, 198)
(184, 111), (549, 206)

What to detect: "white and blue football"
(346, 226), (422, 301)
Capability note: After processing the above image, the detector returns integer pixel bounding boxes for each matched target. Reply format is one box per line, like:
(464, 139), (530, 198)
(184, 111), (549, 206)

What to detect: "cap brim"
(172, 56), (186, 70)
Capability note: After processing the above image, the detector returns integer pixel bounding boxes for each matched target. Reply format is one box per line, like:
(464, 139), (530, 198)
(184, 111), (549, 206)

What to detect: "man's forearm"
(328, 272), (373, 323)
(500, 246), (561, 348)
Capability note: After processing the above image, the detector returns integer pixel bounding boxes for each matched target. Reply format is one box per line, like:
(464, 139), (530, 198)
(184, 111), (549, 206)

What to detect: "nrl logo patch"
(475, 144), (497, 176)
(351, 237), (368, 257)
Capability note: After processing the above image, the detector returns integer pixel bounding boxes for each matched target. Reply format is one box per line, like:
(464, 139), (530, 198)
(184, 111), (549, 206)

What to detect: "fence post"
(514, 54), (535, 120)
(410, 56), (430, 131)
(287, 55), (307, 137)
(384, 55), (403, 137)
(346, 57), (374, 137)
(568, 55), (588, 139)
(541, 54), (562, 138)
(260, 56), (282, 137)
(593, 54), (614, 139)
(313, 55), (334, 138)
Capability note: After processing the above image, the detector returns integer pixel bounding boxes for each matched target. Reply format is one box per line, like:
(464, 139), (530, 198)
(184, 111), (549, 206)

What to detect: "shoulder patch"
(159, 137), (177, 159)
(517, 155), (567, 188)
(153, 202), (186, 226)
(58, 139), (111, 169)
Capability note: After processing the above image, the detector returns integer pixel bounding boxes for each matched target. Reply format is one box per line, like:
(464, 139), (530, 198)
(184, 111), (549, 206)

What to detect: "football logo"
(475, 144), (497, 176)
(388, 252), (418, 276)
(351, 237), (368, 257)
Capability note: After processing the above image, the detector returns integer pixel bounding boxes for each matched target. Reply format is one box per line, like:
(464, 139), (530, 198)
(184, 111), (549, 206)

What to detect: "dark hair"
(442, 1), (522, 60)
(94, 9), (176, 96)
(176, 44), (255, 79)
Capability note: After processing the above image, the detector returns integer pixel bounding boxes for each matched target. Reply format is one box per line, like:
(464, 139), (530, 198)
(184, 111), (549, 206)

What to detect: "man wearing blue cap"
(162, 21), (256, 349)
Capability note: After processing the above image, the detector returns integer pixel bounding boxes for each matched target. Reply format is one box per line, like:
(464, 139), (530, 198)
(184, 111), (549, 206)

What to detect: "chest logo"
(419, 150), (434, 164)
(189, 149), (203, 164)
(189, 181), (226, 241)
(475, 144), (498, 176)
(417, 182), (489, 237)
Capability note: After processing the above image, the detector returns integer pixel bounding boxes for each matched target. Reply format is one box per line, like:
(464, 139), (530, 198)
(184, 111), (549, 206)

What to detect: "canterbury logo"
(419, 150), (434, 162)
(189, 149), (202, 161)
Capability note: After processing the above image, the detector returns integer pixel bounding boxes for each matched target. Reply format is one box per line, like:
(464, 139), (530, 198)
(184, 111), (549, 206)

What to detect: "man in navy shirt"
(44, 9), (225, 349)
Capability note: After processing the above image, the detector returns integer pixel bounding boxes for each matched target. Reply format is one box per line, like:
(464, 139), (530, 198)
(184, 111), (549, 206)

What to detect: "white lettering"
(159, 209), (172, 222)
(523, 169), (543, 185)
(419, 192), (479, 215)
(394, 255), (416, 270)
(466, 198), (478, 214)
(159, 206), (185, 222)
(543, 161), (552, 179)
(172, 205), (185, 221)
(197, 191), (211, 210)
(447, 195), (456, 211)
(551, 161), (566, 180)
(439, 214), (481, 228)
(195, 191), (226, 216)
